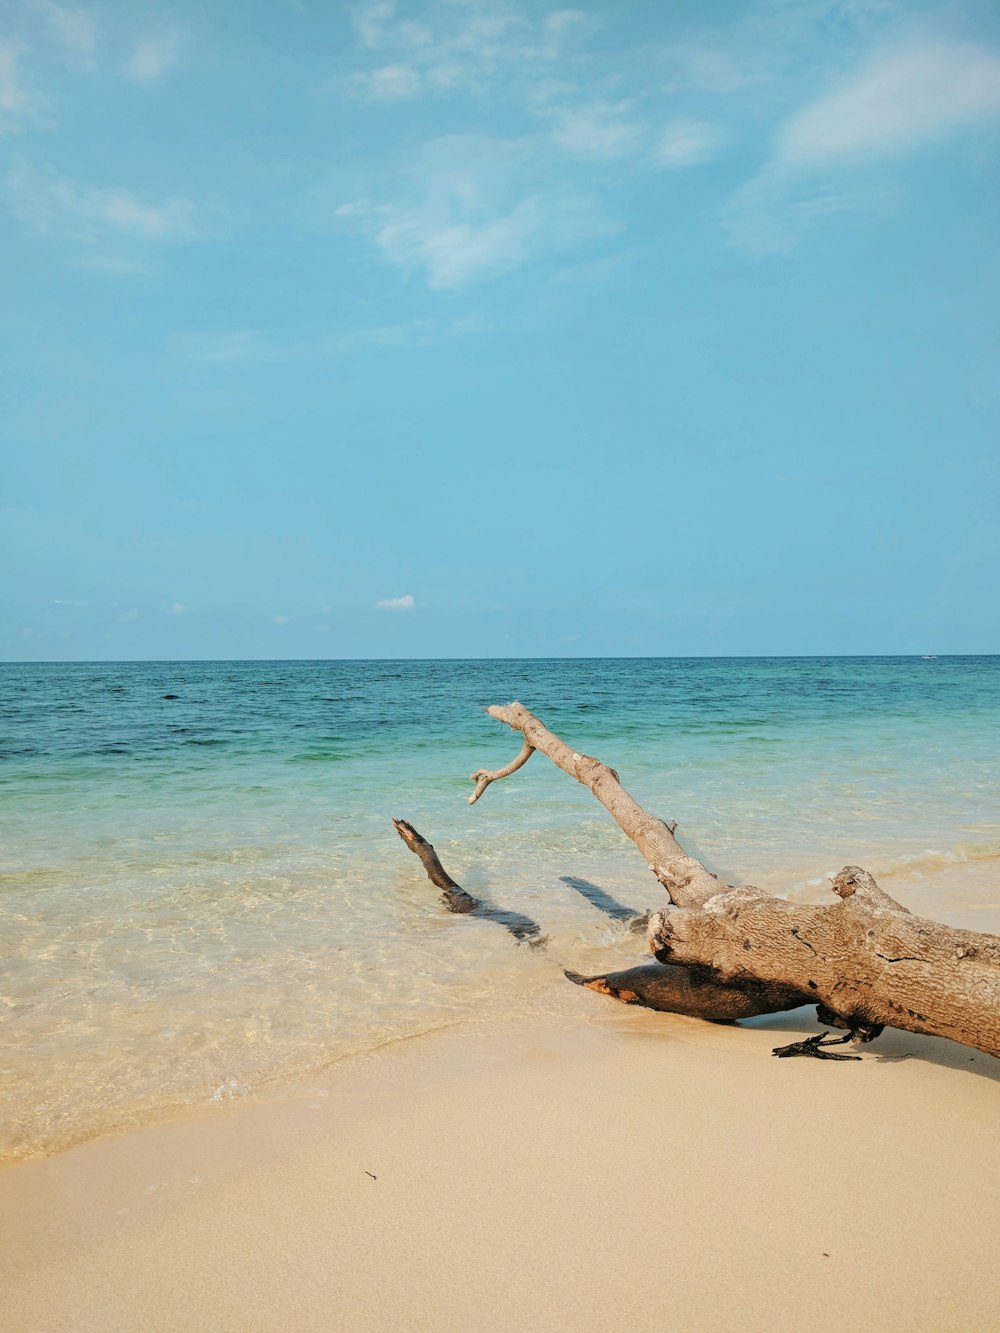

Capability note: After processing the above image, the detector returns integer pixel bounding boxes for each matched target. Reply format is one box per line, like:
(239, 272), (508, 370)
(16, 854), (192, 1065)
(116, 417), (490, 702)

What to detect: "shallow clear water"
(2, 657), (999, 1158)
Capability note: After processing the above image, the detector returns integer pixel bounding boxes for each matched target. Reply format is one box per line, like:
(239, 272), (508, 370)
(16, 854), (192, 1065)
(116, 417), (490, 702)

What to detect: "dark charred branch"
(565, 963), (808, 1021)
(393, 819), (543, 943)
(772, 1032), (862, 1061)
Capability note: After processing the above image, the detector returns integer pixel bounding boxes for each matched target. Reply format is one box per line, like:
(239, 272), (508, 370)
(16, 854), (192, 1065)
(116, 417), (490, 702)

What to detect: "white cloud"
(118, 609), (139, 622)
(344, 1), (583, 102)
(31, 2), (96, 54)
(660, 39), (768, 96)
(375, 594), (415, 610)
(724, 169), (882, 254)
(350, 62), (423, 101)
(352, 0), (431, 51)
(726, 40), (1000, 254)
(124, 35), (180, 85)
(98, 189), (192, 237)
(546, 10), (589, 38)
(334, 199), (369, 218)
(174, 330), (263, 362)
(655, 119), (720, 168)
(547, 101), (643, 160)
(168, 603), (188, 615)
(6, 157), (196, 242)
(778, 43), (1000, 167)
(273, 614), (291, 625)
(0, 45), (27, 117)
(376, 186), (615, 288)
(342, 133), (619, 288)
(169, 322), (428, 365)
(0, 42), (45, 133)
(77, 252), (151, 276)
(354, 1), (390, 47)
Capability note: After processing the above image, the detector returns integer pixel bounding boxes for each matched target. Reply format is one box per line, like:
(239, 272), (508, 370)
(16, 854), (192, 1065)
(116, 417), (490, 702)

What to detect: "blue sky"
(2, 0), (999, 660)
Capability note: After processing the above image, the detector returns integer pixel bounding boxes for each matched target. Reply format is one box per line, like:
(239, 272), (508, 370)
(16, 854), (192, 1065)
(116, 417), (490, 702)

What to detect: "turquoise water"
(2, 657), (999, 1158)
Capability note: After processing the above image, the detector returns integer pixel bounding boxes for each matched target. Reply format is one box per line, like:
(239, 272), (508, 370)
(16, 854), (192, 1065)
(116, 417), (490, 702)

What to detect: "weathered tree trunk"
(458, 703), (1000, 1059)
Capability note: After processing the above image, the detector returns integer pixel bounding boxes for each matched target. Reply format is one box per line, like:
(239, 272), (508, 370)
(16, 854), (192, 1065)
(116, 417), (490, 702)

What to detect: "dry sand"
(2, 995), (999, 1333)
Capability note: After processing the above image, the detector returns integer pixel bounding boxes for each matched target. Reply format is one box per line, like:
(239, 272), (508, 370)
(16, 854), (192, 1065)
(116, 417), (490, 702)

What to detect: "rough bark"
(649, 868), (1000, 1057)
(468, 703), (1000, 1059)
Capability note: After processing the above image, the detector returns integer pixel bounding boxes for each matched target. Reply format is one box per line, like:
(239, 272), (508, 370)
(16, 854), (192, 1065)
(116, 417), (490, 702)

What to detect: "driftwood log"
(398, 703), (1000, 1060)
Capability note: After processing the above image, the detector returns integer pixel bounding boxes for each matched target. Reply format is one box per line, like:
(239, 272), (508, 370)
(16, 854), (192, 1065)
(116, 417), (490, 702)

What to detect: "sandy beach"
(3, 986), (998, 1333)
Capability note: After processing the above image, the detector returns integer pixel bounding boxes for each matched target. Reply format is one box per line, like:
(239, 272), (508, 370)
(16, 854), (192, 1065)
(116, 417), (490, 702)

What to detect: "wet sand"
(2, 995), (999, 1333)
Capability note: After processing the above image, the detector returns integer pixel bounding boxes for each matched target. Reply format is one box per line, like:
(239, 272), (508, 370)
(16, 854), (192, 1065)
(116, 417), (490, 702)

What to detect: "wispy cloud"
(660, 38), (770, 96)
(174, 330), (264, 363)
(330, 4), (740, 285)
(546, 100), (643, 160)
(348, 62), (424, 101)
(375, 594), (415, 610)
(169, 322), (429, 364)
(337, 133), (619, 288)
(77, 251), (152, 276)
(374, 187), (615, 288)
(655, 119), (720, 168)
(168, 603), (189, 615)
(31, 1), (97, 55)
(342, 0), (585, 101)
(777, 42), (1000, 166)
(0, 42), (45, 133)
(124, 34), (180, 85)
(354, 2), (432, 51)
(6, 157), (196, 242)
(726, 40), (1000, 254)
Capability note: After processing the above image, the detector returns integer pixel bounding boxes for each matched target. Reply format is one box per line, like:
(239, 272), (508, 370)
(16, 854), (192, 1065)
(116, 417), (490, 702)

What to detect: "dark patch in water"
(560, 875), (640, 921)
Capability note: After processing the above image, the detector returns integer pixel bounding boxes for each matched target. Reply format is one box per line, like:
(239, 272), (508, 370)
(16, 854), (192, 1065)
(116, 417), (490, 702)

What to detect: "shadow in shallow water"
(560, 875), (649, 933)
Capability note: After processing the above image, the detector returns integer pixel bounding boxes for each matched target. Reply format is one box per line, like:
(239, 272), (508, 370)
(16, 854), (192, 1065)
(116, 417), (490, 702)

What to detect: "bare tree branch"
(479, 702), (723, 908)
(468, 739), (535, 805)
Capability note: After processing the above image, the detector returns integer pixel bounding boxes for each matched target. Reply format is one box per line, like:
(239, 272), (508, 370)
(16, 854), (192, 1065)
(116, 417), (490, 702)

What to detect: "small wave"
(875, 843), (1000, 879)
(787, 841), (1000, 901)
(212, 1077), (252, 1102)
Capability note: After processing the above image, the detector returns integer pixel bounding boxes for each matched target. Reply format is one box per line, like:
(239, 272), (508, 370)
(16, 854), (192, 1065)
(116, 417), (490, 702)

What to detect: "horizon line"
(3, 652), (997, 666)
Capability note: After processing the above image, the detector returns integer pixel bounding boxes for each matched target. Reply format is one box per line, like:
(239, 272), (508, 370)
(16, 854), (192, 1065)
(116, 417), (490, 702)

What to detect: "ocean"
(2, 656), (998, 1159)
